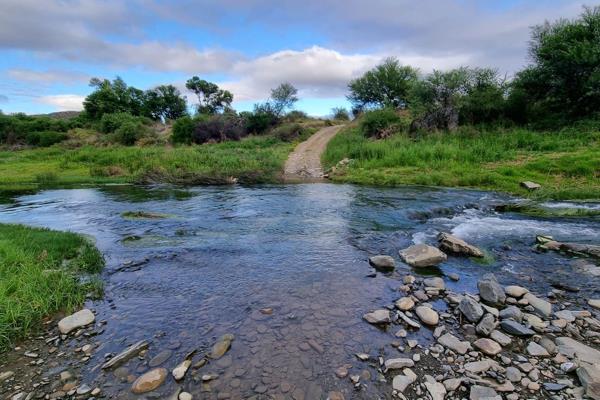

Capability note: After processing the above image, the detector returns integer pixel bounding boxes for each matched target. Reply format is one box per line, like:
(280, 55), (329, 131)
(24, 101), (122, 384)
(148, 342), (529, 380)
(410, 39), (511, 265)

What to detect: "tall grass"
(323, 126), (600, 200)
(0, 224), (104, 351)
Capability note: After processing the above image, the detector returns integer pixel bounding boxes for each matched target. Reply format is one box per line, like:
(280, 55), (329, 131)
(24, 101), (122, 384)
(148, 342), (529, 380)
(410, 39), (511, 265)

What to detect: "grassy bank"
(323, 125), (600, 200)
(0, 135), (297, 189)
(0, 224), (104, 351)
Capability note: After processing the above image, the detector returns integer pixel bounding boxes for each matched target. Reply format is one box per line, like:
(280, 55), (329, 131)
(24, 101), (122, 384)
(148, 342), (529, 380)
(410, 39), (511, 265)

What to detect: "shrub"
(114, 122), (146, 145)
(286, 110), (308, 121)
(360, 108), (405, 138)
(244, 103), (279, 134)
(271, 123), (305, 142)
(171, 116), (195, 144)
(193, 115), (247, 144)
(331, 107), (350, 121)
(25, 131), (68, 147)
(100, 112), (136, 133)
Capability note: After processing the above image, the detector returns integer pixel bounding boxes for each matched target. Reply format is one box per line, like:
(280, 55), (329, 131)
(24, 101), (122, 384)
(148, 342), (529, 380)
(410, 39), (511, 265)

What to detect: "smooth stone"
(395, 297), (415, 311)
(179, 393), (193, 400)
(589, 299), (600, 310)
(415, 306), (439, 326)
(523, 293), (552, 318)
(521, 181), (541, 190)
(58, 309), (95, 334)
(555, 337), (600, 365)
(424, 376), (446, 400)
(398, 244), (447, 267)
(384, 358), (414, 370)
(443, 378), (462, 391)
(470, 385), (501, 400)
(363, 309), (390, 325)
(438, 232), (483, 257)
(211, 334), (234, 359)
(392, 369), (417, 392)
(506, 366), (522, 382)
(368, 255), (395, 271)
(473, 338), (502, 356)
(465, 359), (497, 374)
(505, 285), (528, 298)
(438, 333), (471, 355)
(490, 330), (512, 346)
(526, 342), (550, 357)
(500, 320), (534, 336)
(131, 368), (167, 394)
(149, 350), (173, 367)
(459, 296), (484, 323)
(424, 277), (445, 290)
(576, 363), (600, 400)
(499, 306), (523, 322)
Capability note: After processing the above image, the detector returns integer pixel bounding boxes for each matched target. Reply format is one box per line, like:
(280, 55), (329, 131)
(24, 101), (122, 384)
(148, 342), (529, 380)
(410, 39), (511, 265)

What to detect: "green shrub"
(25, 131), (68, 147)
(360, 108), (405, 138)
(100, 112), (149, 134)
(171, 116), (195, 144)
(244, 103), (279, 134)
(331, 107), (350, 121)
(271, 123), (305, 142)
(114, 122), (146, 145)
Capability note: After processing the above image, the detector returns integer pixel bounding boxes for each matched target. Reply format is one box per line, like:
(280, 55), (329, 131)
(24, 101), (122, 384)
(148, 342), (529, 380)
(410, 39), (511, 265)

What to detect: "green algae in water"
(120, 234), (185, 248)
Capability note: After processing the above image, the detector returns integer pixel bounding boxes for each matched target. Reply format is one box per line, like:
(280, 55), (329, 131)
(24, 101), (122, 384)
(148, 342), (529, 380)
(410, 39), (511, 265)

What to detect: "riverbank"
(0, 224), (104, 351)
(323, 125), (600, 201)
(0, 135), (297, 190)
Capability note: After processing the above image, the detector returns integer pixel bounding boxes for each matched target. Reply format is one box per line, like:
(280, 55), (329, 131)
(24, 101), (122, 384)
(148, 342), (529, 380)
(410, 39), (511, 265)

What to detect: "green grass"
(0, 135), (296, 189)
(323, 125), (600, 200)
(0, 224), (104, 351)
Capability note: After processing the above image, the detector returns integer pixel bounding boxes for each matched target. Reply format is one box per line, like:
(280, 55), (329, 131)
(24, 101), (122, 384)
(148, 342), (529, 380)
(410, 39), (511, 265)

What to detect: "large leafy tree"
(185, 77), (233, 115)
(145, 85), (187, 121)
(83, 77), (149, 119)
(510, 6), (600, 121)
(348, 57), (419, 110)
(270, 82), (298, 116)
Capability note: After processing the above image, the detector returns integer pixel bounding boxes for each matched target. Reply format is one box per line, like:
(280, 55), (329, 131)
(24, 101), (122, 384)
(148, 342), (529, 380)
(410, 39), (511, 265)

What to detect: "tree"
(270, 83), (298, 116)
(185, 77), (233, 115)
(145, 85), (187, 121)
(331, 107), (350, 120)
(348, 57), (419, 110)
(83, 77), (148, 119)
(510, 6), (600, 122)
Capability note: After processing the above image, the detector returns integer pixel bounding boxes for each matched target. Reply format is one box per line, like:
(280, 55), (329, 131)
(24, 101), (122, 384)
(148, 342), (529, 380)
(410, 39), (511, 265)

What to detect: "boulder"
(555, 337), (600, 365)
(459, 296), (484, 323)
(520, 181), (541, 190)
(131, 368), (167, 394)
(368, 255), (395, 272)
(415, 306), (439, 326)
(499, 306), (523, 322)
(438, 232), (483, 257)
(363, 309), (390, 325)
(477, 274), (505, 305)
(399, 244), (447, 267)
(58, 309), (95, 334)
(523, 293), (552, 318)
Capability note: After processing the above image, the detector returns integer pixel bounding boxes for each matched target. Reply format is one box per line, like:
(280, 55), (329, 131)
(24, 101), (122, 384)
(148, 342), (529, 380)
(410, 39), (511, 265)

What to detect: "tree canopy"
(185, 77), (233, 115)
(270, 83), (299, 116)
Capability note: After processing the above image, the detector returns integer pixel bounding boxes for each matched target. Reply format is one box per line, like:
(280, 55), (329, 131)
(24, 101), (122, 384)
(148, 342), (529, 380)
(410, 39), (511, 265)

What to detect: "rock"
(443, 378), (462, 391)
(415, 306), (439, 326)
(102, 340), (149, 369)
(476, 313), (496, 336)
(555, 337), (600, 365)
(499, 305), (523, 321)
(500, 320), (535, 336)
(384, 358), (414, 370)
(526, 342), (549, 357)
(577, 363), (600, 400)
(490, 330), (512, 346)
(523, 313), (547, 329)
(465, 359), (497, 374)
(172, 357), (192, 380)
(131, 368), (167, 394)
(470, 385), (501, 400)
(368, 255), (395, 271)
(424, 375), (446, 400)
(438, 232), (483, 257)
(424, 277), (445, 290)
(0, 371), (14, 383)
(589, 299), (600, 310)
(395, 297), (415, 311)
(478, 274), (506, 305)
(447, 272), (460, 281)
(523, 293), (552, 318)
(397, 311), (421, 328)
(473, 338), (502, 356)
(58, 309), (95, 334)
(521, 181), (541, 190)
(363, 309), (390, 325)
(179, 393), (193, 400)
(543, 383), (566, 392)
(438, 333), (471, 355)
(392, 369), (417, 392)
(506, 366), (522, 382)
(504, 285), (528, 298)
(459, 296), (484, 323)
(398, 244), (447, 267)
(211, 334), (234, 359)
(327, 392), (344, 400)
(76, 384), (92, 395)
(149, 350), (173, 367)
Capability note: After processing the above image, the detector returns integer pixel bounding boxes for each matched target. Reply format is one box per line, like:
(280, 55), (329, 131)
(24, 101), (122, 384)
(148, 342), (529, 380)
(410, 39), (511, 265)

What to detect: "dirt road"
(283, 125), (343, 182)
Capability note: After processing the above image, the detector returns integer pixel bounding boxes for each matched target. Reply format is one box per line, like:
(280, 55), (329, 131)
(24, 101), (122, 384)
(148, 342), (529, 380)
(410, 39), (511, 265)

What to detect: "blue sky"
(0, 0), (590, 116)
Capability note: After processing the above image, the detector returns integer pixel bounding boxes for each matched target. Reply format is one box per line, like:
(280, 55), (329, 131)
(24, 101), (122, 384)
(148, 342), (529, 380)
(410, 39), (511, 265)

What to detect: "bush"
(193, 115), (247, 144)
(171, 116), (195, 144)
(285, 110), (308, 122)
(25, 131), (68, 147)
(360, 108), (405, 138)
(244, 103), (279, 134)
(331, 107), (350, 121)
(271, 123), (305, 142)
(114, 122), (146, 145)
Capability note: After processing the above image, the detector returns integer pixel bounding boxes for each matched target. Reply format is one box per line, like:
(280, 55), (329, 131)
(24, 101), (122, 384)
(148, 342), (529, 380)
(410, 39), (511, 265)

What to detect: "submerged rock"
(368, 255), (395, 271)
(131, 368), (167, 394)
(102, 340), (149, 369)
(399, 244), (447, 267)
(211, 334), (234, 359)
(58, 309), (95, 334)
(438, 232), (483, 257)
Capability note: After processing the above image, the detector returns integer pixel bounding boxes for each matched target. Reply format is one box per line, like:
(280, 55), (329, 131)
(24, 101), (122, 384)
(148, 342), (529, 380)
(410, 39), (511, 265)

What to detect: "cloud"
(7, 69), (89, 84)
(37, 94), (85, 111)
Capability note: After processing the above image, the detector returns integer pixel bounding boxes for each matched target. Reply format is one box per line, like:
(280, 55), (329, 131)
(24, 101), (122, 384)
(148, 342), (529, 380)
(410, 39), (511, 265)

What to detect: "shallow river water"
(1, 184), (599, 399)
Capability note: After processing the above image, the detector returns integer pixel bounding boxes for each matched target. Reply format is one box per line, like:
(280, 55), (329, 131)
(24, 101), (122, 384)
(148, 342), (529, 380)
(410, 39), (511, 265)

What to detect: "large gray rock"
(473, 338), (502, 356)
(526, 341), (549, 357)
(438, 232), (483, 257)
(500, 320), (534, 336)
(523, 293), (552, 318)
(577, 363), (600, 400)
(363, 309), (390, 325)
(555, 337), (600, 365)
(470, 385), (501, 400)
(478, 274), (506, 305)
(459, 296), (484, 323)
(399, 244), (447, 267)
(499, 306), (523, 322)
(438, 333), (471, 355)
(476, 313), (496, 336)
(368, 255), (395, 272)
(58, 309), (95, 334)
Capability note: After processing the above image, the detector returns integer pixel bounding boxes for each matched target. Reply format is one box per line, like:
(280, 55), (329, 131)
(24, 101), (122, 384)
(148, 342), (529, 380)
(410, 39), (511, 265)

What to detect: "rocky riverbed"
(0, 184), (599, 399)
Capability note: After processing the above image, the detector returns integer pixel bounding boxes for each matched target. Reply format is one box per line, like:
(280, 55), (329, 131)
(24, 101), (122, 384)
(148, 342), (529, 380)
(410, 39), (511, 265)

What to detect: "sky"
(0, 0), (591, 116)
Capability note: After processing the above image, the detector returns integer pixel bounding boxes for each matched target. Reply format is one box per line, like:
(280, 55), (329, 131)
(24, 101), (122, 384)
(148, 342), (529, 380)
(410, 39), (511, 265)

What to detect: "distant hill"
(34, 111), (81, 120)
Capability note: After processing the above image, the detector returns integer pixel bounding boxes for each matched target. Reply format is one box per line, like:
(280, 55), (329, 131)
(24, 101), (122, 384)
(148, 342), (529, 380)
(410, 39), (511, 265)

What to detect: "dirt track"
(283, 125), (343, 182)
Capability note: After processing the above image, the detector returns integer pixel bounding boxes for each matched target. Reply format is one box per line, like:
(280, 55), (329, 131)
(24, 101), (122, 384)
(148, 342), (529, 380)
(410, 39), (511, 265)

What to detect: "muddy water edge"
(0, 184), (599, 399)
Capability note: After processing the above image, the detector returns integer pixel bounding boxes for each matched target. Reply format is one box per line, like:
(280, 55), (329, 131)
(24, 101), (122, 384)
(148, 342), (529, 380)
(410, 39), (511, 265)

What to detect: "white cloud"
(8, 69), (89, 84)
(37, 94), (85, 111)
